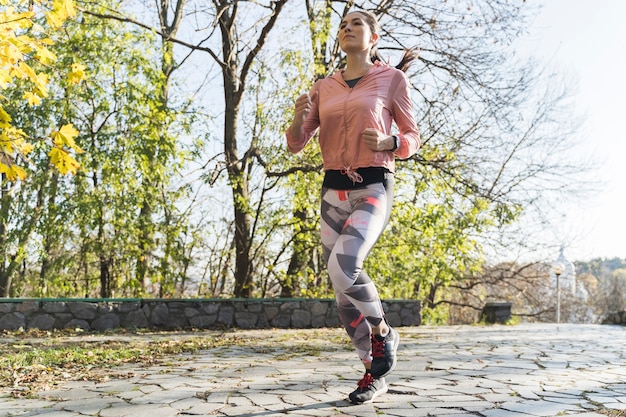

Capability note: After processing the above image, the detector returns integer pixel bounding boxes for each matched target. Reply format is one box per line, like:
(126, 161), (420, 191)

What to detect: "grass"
(597, 411), (626, 417)
(0, 327), (351, 398)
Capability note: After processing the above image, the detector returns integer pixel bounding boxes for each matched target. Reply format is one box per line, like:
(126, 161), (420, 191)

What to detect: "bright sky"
(521, 0), (626, 262)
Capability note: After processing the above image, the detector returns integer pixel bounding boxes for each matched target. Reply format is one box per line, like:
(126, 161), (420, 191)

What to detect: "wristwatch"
(390, 135), (400, 152)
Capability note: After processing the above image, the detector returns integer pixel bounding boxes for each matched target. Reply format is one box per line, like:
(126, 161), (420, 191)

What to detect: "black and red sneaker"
(348, 372), (387, 404)
(370, 326), (399, 378)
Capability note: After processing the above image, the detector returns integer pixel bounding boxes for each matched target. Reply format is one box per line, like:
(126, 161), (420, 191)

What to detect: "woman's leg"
(320, 180), (394, 363)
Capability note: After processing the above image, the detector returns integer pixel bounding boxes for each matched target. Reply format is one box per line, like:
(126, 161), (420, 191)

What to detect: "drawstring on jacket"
(341, 166), (363, 184)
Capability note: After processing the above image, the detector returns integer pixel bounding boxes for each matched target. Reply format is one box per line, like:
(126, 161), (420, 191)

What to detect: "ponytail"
(371, 47), (419, 73)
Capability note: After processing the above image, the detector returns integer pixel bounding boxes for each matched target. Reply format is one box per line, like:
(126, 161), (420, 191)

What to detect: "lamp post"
(551, 262), (565, 328)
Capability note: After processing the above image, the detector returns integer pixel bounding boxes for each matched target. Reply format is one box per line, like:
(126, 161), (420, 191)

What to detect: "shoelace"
(371, 335), (386, 358)
(357, 372), (375, 390)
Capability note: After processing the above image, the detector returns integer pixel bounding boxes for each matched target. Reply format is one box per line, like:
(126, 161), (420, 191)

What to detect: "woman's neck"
(343, 52), (373, 80)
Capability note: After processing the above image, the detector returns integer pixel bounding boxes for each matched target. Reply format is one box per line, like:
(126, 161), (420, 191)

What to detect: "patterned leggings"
(320, 179), (394, 363)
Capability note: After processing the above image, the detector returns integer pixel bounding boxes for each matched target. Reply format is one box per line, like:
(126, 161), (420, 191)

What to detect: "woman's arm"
(391, 73), (421, 159)
(286, 85), (320, 154)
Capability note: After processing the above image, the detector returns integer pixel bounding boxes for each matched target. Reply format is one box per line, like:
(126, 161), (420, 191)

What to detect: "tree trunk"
(0, 175), (10, 297)
(0, 171), (47, 297)
(282, 207), (311, 297)
(100, 256), (112, 298)
(223, 83), (252, 297)
(427, 282), (439, 309)
(219, 4), (250, 298)
(0, 270), (10, 298)
(135, 0), (186, 295)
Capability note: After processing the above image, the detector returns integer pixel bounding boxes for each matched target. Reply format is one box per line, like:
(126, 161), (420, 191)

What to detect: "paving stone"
(482, 409), (538, 417)
(18, 412), (81, 417)
(480, 392), (521, 403)
(501, 399), (585, 416)
(128, 388), (195, 405)
(515, 388), (543, 400)
(98, 403), (178, 417)
(203, 390), (229, 404)
(219, 405), (266, 416)
(226, 394), (253, 407)
(0, 399), (56, 412)
(242, 392), (283, 406)
(38, 387), (101, 401)
(168, 396), (205, 411)
(180, 402), (226, 415)
(53, 397), (126, 414)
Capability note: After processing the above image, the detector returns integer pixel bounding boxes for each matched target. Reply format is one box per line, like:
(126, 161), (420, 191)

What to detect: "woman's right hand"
(290, 93), (314, 137)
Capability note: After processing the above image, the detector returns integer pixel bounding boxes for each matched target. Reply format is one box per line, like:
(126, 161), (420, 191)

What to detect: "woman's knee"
(327, 254), (360, 293)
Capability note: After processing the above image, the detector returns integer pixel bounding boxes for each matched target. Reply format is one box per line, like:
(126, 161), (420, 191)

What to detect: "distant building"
(550, 247), (576, 296)
(550, 248), (597, 322)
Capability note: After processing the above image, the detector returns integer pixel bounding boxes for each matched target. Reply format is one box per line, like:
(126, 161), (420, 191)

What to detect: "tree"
(212, 0), (289, 297)
(0, 0), (202, 298)
(65, 2), (199, 298)
(0, 0), (84, 297)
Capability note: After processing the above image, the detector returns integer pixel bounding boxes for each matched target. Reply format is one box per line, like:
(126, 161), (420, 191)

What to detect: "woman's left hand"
(362, 128), (394, 151)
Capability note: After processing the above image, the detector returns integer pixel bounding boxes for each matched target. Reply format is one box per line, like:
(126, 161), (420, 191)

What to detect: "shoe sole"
(376, 328), (399, 378)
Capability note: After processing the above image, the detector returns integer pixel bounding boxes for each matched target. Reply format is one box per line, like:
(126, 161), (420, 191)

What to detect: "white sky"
(520, 0), (626, 262)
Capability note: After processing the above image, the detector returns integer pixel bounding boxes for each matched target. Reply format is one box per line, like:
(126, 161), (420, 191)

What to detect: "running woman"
(285, 9), (421, 404)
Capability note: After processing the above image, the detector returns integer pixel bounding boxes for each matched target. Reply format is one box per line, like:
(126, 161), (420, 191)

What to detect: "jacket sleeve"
(285, 82), (320, 154)
(390, 72), (421, 159)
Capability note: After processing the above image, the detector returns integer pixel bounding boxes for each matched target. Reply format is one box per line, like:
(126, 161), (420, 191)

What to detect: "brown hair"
(351, 10), (419, 73)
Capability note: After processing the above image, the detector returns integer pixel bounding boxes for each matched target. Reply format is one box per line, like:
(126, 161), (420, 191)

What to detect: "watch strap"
(390, 135), (400, 152)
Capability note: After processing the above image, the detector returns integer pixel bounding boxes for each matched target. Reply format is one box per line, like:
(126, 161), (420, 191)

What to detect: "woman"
(285, 9), (421, 404)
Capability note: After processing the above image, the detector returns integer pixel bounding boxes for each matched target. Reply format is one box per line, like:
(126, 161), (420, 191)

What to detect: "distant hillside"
(574, 257), (626, 276)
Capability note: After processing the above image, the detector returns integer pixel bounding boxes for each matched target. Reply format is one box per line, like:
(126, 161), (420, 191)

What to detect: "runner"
(285, 9), (421, 405)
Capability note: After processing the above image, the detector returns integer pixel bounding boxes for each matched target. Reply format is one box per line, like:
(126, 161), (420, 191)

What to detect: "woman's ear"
(370, 33), (379, 45)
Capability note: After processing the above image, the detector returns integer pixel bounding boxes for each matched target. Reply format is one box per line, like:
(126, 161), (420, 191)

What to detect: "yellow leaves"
(46, 0), (77, 29)
(0, 126), (30, 181)
(23, 91), (41, 105)
(0, 0), (83, 181)
(0, 126), (26, 153)
(0, 162), (27, 181)
(35, 41), (57, 65)
(51, 124), (82, 153)
(0, 69), (11, 88)
(1, 42), (23, 67)
(0, 7), (35, 30)
(48, 147), (79, 175)
(0, 122), (83, 178)
(48, 124), (82, 174)
(67, 62), (85, 84)
(20, 141), (34, 156)
(0, 106), (11, 126)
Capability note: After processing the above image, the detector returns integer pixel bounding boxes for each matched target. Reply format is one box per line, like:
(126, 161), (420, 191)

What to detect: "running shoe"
(348, 372), (387, 404)
(370, 326), (399, 378)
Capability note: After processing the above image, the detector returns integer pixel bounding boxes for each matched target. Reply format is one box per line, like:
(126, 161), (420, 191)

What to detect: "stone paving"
(1, 323), (625, 416)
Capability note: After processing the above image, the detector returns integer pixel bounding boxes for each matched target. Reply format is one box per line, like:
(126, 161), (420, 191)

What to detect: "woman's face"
(339, 12), (378, 54)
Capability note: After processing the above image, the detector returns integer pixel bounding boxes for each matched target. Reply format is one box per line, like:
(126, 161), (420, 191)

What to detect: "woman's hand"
(362, 128), (395, 151)
(289, 93), (315, 137)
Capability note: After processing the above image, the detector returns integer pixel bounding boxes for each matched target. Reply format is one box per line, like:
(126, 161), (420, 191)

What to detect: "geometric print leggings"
(320, 178), (394, 363)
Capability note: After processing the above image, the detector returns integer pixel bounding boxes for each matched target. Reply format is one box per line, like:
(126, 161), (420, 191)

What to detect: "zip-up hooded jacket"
(286, 61), (420, 180)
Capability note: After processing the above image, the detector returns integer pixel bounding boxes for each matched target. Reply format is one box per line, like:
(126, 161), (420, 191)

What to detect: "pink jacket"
(286, 61), (420, 176)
